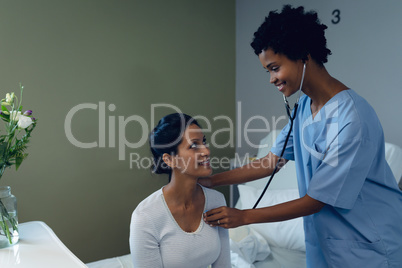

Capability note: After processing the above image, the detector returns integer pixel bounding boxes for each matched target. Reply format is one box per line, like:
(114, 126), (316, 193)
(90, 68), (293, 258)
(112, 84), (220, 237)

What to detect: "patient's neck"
(163, 174), (201, 209)
(163, 175), (205, 233)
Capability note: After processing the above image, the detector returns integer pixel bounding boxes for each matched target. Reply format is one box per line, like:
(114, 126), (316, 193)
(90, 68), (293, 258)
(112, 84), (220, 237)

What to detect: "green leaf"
(0, 217), (12, 244)
(1, 105), (8, 112)
(0, 201), (14, 244)
(0, 142), (6, 157)
(0, 113), (9, 121)
(15, 155), (24, 170)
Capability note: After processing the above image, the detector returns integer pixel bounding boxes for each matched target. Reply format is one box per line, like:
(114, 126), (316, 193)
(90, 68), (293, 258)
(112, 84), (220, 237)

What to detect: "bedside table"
(0, 221), (87, 268)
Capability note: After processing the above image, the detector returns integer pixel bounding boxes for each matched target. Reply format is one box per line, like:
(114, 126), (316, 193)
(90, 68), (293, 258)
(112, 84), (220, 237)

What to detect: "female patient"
(130, 113), (230, 268)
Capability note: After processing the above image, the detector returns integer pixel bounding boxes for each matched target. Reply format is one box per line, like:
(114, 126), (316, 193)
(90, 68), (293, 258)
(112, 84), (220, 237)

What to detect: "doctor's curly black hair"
(251, 5), (331, 65)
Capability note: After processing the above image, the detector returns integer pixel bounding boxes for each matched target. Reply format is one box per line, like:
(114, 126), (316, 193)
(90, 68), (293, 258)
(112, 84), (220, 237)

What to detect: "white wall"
(236, 0), (402, 156)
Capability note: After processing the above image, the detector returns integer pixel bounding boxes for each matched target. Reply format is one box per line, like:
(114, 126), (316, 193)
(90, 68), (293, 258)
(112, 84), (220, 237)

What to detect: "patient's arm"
(201, 152), (287, 187)
(130, 212), (163, 267)
(211, 226), (231, 267)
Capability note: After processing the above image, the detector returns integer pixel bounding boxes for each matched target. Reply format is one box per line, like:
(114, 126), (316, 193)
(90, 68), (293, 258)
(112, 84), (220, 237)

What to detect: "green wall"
(0, 0), (235, 263)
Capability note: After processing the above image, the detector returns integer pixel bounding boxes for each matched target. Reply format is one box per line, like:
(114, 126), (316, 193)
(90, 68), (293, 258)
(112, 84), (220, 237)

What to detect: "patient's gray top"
(130, 185), (231, 268)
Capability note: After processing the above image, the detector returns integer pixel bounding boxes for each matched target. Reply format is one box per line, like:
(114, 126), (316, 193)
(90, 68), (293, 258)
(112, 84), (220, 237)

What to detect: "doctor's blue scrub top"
(271, 89), (402, 268)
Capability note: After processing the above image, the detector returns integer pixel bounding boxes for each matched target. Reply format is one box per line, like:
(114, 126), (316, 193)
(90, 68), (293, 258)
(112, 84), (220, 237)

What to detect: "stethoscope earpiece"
(253, 62), (306, 209)
(282, 63), (305, 120)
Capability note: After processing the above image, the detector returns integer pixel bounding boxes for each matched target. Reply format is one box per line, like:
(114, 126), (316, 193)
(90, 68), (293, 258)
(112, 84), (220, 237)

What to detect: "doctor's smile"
(276, 82), (285, 92)
(260, 50), (308, 98)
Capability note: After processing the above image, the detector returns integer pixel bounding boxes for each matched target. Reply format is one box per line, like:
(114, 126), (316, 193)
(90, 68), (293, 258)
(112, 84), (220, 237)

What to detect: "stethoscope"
(253, 63), (306, 209)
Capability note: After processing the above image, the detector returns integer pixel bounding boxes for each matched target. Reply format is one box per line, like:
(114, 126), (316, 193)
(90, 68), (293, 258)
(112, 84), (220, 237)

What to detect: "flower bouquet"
(0, 84), (37, 245)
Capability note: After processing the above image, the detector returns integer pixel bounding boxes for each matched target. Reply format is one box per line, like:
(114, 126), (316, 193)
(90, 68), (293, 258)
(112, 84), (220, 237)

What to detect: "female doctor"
(202, 5), (402, 267)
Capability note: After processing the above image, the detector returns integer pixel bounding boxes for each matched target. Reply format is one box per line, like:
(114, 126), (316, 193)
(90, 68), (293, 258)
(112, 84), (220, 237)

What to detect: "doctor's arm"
(200, 152), (287, 187)
(204, 194), (325, 229)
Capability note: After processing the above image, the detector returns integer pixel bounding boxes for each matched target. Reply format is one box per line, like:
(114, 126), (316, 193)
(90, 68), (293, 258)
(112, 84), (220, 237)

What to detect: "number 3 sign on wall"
(332, 9), (341, 24)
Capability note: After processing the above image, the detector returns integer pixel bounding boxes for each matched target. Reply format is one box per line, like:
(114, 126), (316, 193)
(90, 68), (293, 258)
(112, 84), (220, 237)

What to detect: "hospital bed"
(86, 130), (402, 268)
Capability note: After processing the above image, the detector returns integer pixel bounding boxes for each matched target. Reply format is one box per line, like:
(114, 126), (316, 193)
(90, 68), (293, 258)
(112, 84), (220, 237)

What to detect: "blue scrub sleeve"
(270, 120), (295, 161)
(307, 132), (377, 209)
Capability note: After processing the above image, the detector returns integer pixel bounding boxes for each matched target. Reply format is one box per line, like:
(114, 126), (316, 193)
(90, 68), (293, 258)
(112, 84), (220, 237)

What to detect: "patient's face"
(172, 124), (212, 178)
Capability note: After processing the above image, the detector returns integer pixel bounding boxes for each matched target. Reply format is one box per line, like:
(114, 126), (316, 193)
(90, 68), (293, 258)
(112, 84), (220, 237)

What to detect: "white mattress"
(229, 222), (306, 268)
(86, 244), (306, 268)
(86, 254), (132, 268)
(254, 246), (306, 268)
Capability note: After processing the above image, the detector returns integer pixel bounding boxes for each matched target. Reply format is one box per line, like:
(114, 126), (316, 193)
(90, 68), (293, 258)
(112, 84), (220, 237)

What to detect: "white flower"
(5, 93), (14, 103)
(17, 115), (33, 129)
(10, 111), (33, 128)
(9, 111), (21, 122)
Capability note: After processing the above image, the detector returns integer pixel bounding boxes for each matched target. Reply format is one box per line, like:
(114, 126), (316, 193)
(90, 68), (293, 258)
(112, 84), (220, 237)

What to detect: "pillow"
(247, 129), (298, 190)
(385, 142), (402, 184)
(244, 161), (298, 191)
(237, 185), (305, 251)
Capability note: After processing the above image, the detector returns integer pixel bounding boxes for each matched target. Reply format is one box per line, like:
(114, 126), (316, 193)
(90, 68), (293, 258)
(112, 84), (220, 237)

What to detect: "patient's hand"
(203, 206), (245, 229)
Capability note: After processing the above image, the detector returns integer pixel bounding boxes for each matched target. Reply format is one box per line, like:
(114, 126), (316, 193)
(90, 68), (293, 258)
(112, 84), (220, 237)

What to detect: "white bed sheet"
(230, 187), (307, 268)
(229, 225), (306, 268)
(86, 254), (133, 268)
(253, 246), (306, 268)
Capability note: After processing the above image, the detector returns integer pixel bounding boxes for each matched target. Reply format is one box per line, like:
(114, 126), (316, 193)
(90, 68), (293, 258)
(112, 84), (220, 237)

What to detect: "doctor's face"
(259, 49), (305, 97)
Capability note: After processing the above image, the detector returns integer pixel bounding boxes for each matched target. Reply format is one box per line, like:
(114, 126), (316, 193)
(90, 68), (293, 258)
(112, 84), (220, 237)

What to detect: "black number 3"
(332, 9), (341, 24)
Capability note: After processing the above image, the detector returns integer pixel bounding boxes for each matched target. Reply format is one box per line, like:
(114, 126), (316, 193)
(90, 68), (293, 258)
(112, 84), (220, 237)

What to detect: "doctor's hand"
(198, 176), (213, 188)
(203, 206), (246, 229)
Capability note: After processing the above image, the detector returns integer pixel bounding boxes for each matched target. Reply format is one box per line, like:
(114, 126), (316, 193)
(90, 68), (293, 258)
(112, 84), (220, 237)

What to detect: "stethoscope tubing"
(252, 63), (306, 209)
(252, 103), (298, 209)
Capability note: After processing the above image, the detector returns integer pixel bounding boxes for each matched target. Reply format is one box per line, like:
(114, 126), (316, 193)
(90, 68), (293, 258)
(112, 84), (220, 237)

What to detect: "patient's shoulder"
(133, 188), (163, 215)
(130, 189), (166, 237)
(201, 185), (227, 207)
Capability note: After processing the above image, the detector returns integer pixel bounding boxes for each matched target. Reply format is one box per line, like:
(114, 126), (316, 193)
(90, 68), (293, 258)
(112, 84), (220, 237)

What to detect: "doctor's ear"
(304, 54), (314, 64)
